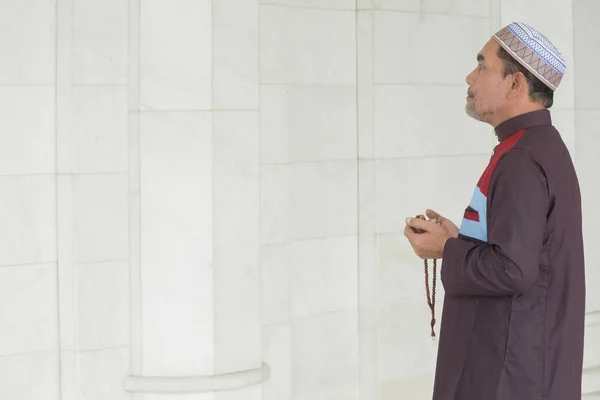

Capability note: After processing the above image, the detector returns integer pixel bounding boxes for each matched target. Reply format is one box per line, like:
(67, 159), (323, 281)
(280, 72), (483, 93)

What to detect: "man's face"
(465, 40), (511, 123)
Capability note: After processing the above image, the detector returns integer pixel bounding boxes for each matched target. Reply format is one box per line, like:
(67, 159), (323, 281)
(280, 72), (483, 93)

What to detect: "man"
(404, 22), (586, 400)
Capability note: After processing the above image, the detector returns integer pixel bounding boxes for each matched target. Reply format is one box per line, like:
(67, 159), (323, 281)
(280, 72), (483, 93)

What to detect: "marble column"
(125, 1), (266, 399)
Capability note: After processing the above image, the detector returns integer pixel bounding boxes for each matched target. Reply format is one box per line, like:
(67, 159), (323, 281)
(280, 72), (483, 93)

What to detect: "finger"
(405, 217), (432, 231)
(426, 209), (442, 220)
(404, 224), (416, 238)
(404, 225), (423, 244)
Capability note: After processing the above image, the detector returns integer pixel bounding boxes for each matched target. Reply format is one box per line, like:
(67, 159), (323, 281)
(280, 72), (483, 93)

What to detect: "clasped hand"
(403, 209), (458, 260)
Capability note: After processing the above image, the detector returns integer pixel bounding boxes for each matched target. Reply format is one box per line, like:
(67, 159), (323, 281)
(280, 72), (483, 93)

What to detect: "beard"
(465, 96), (498, 123)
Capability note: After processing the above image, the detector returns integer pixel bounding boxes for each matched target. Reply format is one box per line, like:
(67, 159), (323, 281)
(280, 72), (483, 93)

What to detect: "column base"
(124, 362), (271, 394)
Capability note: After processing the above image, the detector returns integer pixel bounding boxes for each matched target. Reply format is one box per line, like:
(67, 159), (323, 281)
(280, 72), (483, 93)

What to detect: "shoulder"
(491, 148), (549, 192)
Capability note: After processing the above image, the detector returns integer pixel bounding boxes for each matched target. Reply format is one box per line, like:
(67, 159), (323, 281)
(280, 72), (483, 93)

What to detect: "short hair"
(497, 46), (554, 108)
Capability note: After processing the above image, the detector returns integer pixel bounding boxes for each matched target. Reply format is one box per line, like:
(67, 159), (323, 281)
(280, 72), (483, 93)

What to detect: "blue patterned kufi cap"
(493, 22), (566, 91)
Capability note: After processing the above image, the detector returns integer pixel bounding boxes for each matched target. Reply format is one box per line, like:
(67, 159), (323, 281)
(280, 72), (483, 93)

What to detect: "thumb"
(426, 209), (442, 221)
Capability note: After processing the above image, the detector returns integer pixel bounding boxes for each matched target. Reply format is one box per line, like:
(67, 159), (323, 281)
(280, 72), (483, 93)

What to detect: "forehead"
(478, 39), (501, 62)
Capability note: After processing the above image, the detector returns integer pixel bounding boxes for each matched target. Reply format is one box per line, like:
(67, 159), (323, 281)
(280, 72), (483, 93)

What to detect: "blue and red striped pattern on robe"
(459, 129), (526, 242)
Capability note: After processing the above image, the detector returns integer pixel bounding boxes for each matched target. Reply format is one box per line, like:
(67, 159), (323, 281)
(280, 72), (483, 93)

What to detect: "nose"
(466, 70), (474, 86)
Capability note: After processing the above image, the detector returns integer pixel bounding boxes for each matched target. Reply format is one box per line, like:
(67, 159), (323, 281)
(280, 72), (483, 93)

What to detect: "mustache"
(467, 89), (474, 97)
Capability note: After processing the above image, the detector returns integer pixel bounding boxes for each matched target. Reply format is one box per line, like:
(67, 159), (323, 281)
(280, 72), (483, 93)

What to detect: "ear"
(508, 72), (528, 98)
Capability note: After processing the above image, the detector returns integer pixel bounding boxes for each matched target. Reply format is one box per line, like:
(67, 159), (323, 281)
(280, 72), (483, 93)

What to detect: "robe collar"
(494, 109), (552, 142)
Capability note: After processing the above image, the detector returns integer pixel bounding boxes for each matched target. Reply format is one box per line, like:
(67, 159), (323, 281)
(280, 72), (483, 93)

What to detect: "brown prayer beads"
(411, 214), (440, 338)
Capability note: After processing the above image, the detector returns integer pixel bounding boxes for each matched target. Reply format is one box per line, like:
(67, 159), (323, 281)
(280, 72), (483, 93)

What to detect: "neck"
(488, 102), (546, 128)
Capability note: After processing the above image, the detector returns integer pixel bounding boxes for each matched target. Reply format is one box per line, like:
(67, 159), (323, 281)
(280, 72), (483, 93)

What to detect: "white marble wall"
(259, 2), (359, 400)
(574, 0), (600, 315)
(0, 0), (59, 399)
(574, 1), (600, 398)
(56, 0), (131, 399)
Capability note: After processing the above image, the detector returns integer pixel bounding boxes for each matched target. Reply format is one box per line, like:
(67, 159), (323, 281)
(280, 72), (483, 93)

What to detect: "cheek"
(476, 81), (504, 106)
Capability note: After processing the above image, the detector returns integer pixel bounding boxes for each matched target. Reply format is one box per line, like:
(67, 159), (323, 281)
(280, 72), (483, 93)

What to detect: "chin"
(466, 106), (486, 123)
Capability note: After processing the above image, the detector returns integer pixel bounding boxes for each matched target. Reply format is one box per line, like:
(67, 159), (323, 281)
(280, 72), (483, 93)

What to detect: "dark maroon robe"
(434, 110), (586, 400)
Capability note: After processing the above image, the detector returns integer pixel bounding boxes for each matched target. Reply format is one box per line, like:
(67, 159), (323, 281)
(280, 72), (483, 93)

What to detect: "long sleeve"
(441, 148), (550, 296)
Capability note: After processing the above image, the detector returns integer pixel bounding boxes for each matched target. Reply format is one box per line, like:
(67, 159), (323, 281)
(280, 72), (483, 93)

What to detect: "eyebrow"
(477, 54), (485, 62)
